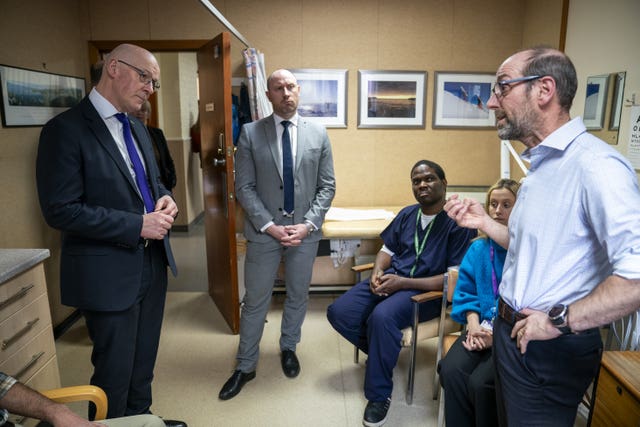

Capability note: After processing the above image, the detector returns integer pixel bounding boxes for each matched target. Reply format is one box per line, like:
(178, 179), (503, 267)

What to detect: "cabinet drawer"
(7, 357), (61, 427)
(0, 293), (52, 363)
(591, 367), (640, 426)
(0, 326), (56, 382)
(0, 264), (46, 323)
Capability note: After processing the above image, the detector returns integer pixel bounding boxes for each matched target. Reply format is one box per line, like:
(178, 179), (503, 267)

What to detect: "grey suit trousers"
(236, 233), (319, 372)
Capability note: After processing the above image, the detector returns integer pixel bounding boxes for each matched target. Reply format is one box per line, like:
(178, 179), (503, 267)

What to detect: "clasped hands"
(267, 223), (310, 246)
(369, 270), (404, 297)
(141, 195), (178, 240)
(463, 324), (493, 351)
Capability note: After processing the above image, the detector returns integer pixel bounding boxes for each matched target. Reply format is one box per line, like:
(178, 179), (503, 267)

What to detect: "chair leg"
(433, 361), (441, 400)
(432, 332), (445, 400)
(354, 345), (359, 364)
(406, 301), (420, 405)
(437, 386), (445, 427)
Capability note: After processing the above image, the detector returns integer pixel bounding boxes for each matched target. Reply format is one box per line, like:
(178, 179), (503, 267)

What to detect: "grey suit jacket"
(235, 114), (336, 243)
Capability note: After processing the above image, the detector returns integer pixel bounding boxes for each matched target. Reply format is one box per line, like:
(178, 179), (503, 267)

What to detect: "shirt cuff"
(260, 221), (275, 233)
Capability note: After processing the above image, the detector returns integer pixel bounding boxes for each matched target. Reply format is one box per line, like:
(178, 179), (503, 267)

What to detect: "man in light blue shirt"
(445, 47), (640, 426)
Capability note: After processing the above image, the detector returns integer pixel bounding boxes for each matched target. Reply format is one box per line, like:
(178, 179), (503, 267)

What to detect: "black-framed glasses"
(492, 75), (542, 98)
(117, 60), (160, 90)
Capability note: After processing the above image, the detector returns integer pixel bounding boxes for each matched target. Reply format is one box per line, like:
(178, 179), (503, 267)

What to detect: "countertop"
(0, 249), (50, 285)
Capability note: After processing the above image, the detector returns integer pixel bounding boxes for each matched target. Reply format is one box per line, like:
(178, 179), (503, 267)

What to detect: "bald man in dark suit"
(36, 44), (184, 427)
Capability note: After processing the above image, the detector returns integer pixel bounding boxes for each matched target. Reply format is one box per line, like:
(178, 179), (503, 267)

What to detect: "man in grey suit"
(219, 69), (336, 400)
(37, 44), (184, 426)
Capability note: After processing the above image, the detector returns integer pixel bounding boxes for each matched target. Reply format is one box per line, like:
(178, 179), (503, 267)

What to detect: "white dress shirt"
(500, 117), (640, 311)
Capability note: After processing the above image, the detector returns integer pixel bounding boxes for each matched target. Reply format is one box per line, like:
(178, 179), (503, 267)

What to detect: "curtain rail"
(198, 0), (252, 48)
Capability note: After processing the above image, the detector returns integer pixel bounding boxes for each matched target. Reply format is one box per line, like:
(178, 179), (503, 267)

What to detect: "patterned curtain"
(242, 48), (272, 121)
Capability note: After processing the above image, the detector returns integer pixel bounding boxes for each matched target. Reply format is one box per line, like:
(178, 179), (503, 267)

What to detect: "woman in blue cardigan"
(439, 178), (520, 427)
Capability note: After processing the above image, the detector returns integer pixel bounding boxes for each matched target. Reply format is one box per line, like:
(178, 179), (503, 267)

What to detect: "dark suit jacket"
(36, 97), (177, 312)
(147, 126), (176, 191)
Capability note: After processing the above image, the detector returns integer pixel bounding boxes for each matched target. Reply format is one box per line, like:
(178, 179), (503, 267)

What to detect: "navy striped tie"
(281, 120), (294, 214)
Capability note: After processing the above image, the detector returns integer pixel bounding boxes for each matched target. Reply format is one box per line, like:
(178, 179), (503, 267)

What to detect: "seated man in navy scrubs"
(327, 159), (476, 427)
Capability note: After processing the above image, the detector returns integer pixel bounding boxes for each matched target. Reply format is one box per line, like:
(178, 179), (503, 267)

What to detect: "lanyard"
(409, 211), (436, 278)
(489, 244), (499, 296)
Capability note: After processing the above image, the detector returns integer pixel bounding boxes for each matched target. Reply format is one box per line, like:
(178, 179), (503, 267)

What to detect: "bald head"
(267, 69), (297, 90)
(266, 69), (300, 119)
(96, 44), (159, 113)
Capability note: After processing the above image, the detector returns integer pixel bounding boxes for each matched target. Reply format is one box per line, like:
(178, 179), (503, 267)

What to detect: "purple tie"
(115, 113), (155, 213)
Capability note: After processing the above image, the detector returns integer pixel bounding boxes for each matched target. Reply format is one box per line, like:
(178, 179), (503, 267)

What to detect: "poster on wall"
(627, 106), (640, 171)
(0, 64), (85, 127)
(291, 69), (347, 128)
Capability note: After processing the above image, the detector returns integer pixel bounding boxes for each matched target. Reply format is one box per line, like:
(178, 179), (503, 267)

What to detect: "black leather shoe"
(281, 350), (300, 378)
(218, 369), (256, 400)
(163, 421), (188, 427)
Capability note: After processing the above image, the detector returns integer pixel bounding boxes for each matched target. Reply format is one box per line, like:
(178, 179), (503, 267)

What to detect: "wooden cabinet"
(591, 351), (640, 427)
(0, 249), (60, 427)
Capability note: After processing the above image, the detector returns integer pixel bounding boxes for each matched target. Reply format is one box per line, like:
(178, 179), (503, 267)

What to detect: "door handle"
(213, 158), (226, 167)
(217, 132), (225, 155)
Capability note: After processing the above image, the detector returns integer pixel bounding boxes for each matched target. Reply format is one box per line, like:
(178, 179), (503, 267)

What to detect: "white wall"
(565, 0), (640, 178)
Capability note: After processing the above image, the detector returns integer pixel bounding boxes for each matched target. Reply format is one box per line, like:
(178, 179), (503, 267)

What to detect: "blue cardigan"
(451, 238), (507, 324)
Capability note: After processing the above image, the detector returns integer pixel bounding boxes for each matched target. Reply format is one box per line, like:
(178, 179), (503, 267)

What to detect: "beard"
(495, 89), (538, 141)
(495, 104), (536, 141)
(496, 115), (523, 140)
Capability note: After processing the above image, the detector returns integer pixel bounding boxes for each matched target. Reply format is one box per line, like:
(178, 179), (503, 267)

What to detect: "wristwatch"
(548, 303), (572, 334)
(304, 221), (315, 235)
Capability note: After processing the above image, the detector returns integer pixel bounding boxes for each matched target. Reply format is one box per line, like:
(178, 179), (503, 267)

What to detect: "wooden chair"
(352, 264), (461, 405)
(40, 385), (108, 420)
(433, 267), (461, 427)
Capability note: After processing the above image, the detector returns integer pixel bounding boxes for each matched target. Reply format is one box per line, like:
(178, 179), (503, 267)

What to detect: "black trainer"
(363, 398), (391, 427)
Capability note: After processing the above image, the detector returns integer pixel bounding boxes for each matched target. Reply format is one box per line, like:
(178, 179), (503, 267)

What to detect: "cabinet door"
(591, 367), (640, 427)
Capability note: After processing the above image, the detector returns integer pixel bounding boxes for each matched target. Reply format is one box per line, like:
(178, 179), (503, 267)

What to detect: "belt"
(498, 297), (527, 325)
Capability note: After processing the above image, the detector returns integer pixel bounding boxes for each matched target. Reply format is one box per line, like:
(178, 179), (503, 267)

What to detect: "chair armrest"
(411, 290), (443, 304)
(40, 385), (108, 421)
(351, 263), (374, 273)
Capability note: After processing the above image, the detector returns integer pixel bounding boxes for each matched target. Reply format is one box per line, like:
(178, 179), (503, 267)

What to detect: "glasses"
(117, 60), (160, 90)
(491, 75), (542, 98)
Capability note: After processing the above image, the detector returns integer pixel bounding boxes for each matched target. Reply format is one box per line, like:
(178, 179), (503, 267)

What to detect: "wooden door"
(197, 32), (240, 333)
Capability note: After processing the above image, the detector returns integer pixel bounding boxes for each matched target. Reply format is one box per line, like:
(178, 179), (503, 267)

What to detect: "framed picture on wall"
(290, 69), (347, 128)
(0, 64), (85, 127)
(609, 71), (626, 131)
(357, 70), (426, 128)
(583, 74), (609, 130)
(432, 71), (495, 129)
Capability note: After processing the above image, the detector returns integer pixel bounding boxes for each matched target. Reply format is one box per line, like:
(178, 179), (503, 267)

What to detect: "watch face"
(549, 304), (564, 318)
(549, 304), (567, 326)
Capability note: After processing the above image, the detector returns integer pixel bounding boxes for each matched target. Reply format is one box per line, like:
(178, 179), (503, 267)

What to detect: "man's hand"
(445, 194), (510, 248)
(155, 195), (178, 218)
(281, 224), (309, 246)
(511, 308), (563, 353)
(369, 269), (383, 294)
(372, 273), (405, 296)
(265, 223), (307, 247)
(141, 196), (177, 240)
(141, 211), (174, 240)
(50, 407), (108, 426)
(444, 194), (489, 230)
